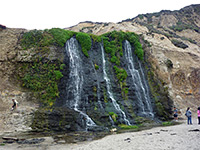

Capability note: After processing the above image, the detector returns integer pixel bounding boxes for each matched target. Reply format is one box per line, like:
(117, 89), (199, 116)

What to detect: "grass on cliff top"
(20, 28), (144, 60)
(20, 28), (93, 58)
(101, 31), (144, 62)
(20, 28), (75, 50)
(76, 32), (92, 57)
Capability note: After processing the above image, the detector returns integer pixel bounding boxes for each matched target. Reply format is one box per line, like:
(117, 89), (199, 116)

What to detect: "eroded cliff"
(67, 4), (200, 116)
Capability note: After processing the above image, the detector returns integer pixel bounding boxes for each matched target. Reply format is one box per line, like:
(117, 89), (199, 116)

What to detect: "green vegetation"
(20, 30), (46, 49)
(102, 36), (120, 65)
(119, 124), (139, 129)
(20, 28), (144, 60)
(170, 21), (199, 32)
(19, 29), (145, 110)
(101, 31), (144, 64)
(147, 70), (172, 120)
(19, 28), (153, 128)
(138, 14), (144, 20)
(162, 121), (172, 126)
(103, 87), (108, 103)
(134, 116), (146, 124)
(21, 28), (75, 50)
(0, 143), (5, 146)
(171, 39), (188, 49)
(165, 59), (173, 69)
(19, 28), (76, 108)
(94, 64), (99, 70)
(155, 102), (165, 116)
(60, 64), (66, 70)
(100, 31), (144, 100)
(113, 66), (128, 99)
(20, 60), (64, 107)
(113, 66), (127, 82)
(90, 34), (101, 43)
(125, 32), (144, 60)
(109, 112), (118, 122)
(76, 32), (92, 57)
(48, 28), (75, 47)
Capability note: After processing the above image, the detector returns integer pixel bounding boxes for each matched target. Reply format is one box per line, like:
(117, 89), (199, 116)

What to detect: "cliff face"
(0, 28), (67, 132)
(0, 28), (35, 132)
(0, 4), (200, 133)
(67, 4), (200, 116)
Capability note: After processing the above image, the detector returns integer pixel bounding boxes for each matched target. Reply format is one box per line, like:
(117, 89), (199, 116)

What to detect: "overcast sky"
(1, 0), (199, 30)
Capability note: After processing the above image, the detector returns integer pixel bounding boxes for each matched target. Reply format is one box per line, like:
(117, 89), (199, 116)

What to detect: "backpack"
(185, 110), (191, 117)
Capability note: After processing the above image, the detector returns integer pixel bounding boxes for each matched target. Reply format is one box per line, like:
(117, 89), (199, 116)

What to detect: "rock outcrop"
(66, 4), (200, 116)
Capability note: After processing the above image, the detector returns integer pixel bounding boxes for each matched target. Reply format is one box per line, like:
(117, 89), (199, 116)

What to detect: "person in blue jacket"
(185, 107), (192, 125)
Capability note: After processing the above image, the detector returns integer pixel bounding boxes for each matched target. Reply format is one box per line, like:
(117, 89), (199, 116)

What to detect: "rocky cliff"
(0, 4), (200, 133)
(67, 4), (200, 116)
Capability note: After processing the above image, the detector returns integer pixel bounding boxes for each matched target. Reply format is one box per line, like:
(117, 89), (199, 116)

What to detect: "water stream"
(101, 43), (131, 125)
(65, 37), (96, 127)
(124, 40), (154, 118)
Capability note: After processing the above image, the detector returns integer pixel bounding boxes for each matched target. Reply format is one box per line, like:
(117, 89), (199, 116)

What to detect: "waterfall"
(65, 37), (96, 127)
(101, 43), (131, 125)
(124, 40), (154, 118)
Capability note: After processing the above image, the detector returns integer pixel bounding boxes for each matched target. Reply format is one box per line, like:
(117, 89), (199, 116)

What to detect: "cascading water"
(65, 37), (96, 128)
(124, 40), (154, 118)
(101, 43), (131, 125)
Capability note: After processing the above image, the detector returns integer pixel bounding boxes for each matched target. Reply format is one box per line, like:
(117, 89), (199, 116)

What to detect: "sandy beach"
(1, 119), (200, 150)
(54, 119), (200, 150)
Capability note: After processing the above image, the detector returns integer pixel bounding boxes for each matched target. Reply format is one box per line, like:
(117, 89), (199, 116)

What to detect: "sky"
(1, 0), (199, 30)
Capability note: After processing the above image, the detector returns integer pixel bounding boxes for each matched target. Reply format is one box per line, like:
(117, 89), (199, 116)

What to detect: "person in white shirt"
(11, 99), (18, 111)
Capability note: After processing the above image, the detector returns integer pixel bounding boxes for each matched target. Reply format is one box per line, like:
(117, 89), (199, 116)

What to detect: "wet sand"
(1, 119), (200, 150)
(51, 119), (200, 150)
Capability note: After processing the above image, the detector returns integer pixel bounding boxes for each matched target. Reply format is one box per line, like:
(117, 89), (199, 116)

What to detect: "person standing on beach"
(173, 107), (178, 121)
(197, 106), (200, 124)
(185, 107), (192, 125)
(11, 99), (18, 111)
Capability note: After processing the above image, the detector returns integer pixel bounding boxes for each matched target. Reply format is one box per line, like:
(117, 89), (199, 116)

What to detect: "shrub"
(133, 40), (144, 60)
(54, 70), (63, 80)
(21, 61), (63, 107)
(138, 15), (144, 19)
(171, 39), (188, 49)
(94, 64), (99, 70)
(109, 112), (118, 122)
(90, 34), (101, 43)
(125, 32), (144, 60)
(48, 28), (75, 47)
(76, 32), (92, 57)
(156, 102), (165, 116)
(162, 121), (172, 126)
(60, 64), (66, 70)
(170, 21), (199, 32)
(165, 59), (173, 69)
(20, 28), (75, 55)
(20, 30), (44, 49)
(110, 56), (118, 63)
(113, 66), (128, 82)
(119, 124), (139, 129)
